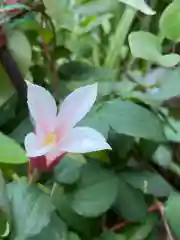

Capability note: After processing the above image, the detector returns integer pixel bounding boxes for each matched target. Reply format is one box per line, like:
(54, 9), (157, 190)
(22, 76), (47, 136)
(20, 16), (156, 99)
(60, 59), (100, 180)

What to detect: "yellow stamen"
(43, 133), (57, 146)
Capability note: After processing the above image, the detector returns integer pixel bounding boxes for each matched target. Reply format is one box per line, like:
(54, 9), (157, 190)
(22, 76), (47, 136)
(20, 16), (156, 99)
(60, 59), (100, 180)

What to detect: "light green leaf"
(119, 0), (155, 15)
(54, 155), (85, 185)
(165, 192), (180, 237)
(28, 213), (68, 240)
(77, 14), (113, 34)
(152, 145), (172, 168)
(159, 0), (180, 42)
(129, 31), (180, 67)
(0, 133), (28, 164)
(114, 178), (147, 221)
(74, 0), (118, 16)
(165, 117), (180, 142)
(7, 179), (55, 239)
(72, 163), (118, 217)
(42, 0), (75, 30)
(68, 232), (81, 240)
(7, 30), (32, 75)
(120, 170), (172, 197)
(149, 69), (180, 101)
(0, 170), (10, 238)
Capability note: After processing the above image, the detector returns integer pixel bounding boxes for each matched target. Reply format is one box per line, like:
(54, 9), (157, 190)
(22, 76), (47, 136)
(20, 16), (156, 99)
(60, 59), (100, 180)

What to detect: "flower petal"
(45, 151), (65, 167)
(27, 82), (57, 133)
(24, 132), (38, 153)
(59, 127), (111, 153)
(24, 132), (54, 158)
(56, 84), (98, 134)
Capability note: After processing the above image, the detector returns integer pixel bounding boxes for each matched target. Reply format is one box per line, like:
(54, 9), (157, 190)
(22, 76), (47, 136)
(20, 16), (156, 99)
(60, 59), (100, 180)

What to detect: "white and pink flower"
(24, 82), (111, 171)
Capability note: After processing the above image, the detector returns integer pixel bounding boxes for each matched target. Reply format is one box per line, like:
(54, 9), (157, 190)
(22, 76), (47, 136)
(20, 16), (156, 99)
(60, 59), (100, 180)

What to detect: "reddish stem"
(109, 202), (163, 232)
(41, 39), (59, 96)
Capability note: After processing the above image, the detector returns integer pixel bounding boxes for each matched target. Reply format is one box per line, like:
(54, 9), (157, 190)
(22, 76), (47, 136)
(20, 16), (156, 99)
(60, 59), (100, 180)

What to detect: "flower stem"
(169, 162), (180, 178)
(11, 172), (20, 181)
(104, 6), (136, 69)
(29, 169), (41, 184)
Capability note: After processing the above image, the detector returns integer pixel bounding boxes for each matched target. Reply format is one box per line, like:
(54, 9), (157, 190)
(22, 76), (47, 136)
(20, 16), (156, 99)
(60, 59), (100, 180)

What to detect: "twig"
(158, 202), (174, 240)
(109, 202), (160, 232)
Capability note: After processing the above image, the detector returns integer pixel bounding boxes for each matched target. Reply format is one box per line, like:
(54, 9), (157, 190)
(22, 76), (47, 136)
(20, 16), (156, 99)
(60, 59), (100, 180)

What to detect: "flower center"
(43, 133), (57, 146)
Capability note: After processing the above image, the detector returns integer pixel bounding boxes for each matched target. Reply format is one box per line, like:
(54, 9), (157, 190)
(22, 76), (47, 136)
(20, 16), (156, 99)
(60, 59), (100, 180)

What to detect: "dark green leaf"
(10, 118), (33, 144)
(120, 170), (172, 197)
(52, 186), (99, 238)
(100, 232), (126, 240)
(72, 163), (118, 217)
(128, 214), (159, 240)
(114, 178), (147, 221)
(7, 30), (32, 75)
(58, 61), (116, 82)
(54, 155), (85, 184)
(0, 67), (17, 127)
(101, 100), (165, 142)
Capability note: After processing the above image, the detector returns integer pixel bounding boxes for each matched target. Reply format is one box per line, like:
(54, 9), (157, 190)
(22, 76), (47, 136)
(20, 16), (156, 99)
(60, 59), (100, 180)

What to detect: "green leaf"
(77, 14), (113, 34)
(0, 170), (10, 238)
(152, 145), (172, 168)
(10, 118), (33, 144)
(129, 31), (180, 67)
(54, 155), (85, 185)
(114, 178), (147, 221)
(108, 131), (134, 160)
(52, 186), (99, 238)
(58, 61), (116, 82)
(42, 0), (74, 30)
(79, 106), (110, 138)
(0, 133), (28, 164)
(128, 214), (159, 240)
(74, 0), (118, 16)
(28, 213), (68, 240)
(7, 179), (55, 239)
(159, 0), (180, 42)
(165, 192), (180, 237)
(120, 170), (172, 197)
(0, 67), (17, 127)
(7, 30), (32, 75)
(119, 0), (155, 15)
(68, 232), (81, 240)
(72, 163), (118, 217)
(165, 117), (180, 142)
(149, 69), (180, 101)
(100, 232), (126, 240)
(100, 100), (165, 142)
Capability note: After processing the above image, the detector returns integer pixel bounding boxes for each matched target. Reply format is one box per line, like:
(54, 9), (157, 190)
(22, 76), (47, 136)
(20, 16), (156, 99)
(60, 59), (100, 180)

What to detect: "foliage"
(1, 0), (180, 239)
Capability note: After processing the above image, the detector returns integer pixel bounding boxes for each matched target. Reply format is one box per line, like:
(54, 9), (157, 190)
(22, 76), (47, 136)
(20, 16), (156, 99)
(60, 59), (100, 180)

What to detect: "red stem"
(41, 39), (59, 96)
(109, 202), (163, 232)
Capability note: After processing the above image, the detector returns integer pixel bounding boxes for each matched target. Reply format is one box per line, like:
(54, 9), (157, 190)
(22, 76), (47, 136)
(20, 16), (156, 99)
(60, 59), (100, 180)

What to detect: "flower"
(24, 82), (111, 171)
